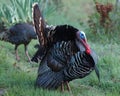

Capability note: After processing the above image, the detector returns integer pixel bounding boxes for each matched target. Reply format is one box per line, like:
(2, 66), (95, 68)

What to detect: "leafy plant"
(0, 0), (56, 28)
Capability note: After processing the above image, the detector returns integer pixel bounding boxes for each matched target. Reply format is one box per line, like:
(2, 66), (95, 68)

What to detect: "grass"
(0, 40), (70, 96)
(0, 40), (120, 96)
(0, 0), (120, 96)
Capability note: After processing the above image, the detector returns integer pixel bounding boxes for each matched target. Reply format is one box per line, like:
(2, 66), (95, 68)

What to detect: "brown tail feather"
(32, 3), (47, 46)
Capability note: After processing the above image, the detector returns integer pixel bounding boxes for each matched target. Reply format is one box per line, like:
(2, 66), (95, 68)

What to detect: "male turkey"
(0, 23), (37, 62)
(32, 3), (100, 91)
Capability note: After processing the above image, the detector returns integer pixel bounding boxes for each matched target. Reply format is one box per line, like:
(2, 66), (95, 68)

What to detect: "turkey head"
(75, 31), (91, 55)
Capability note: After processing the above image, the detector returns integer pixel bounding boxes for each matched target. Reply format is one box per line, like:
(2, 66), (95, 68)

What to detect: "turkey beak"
(76, 32), (91, 55)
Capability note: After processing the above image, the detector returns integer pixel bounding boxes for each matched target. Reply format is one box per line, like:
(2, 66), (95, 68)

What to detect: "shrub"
(86, 0), (120, 43)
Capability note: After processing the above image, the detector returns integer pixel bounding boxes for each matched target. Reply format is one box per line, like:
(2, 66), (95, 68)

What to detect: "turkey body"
(4, 23), (37, 62)
(35, 41), (98, 90)
(8, 23), (37, 44)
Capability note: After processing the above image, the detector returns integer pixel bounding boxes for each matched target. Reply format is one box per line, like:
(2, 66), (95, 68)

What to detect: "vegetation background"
(0, 0), (120, 96)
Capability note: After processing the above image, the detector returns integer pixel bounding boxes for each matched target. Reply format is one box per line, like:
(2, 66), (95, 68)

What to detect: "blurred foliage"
(86, 0), (120, 43)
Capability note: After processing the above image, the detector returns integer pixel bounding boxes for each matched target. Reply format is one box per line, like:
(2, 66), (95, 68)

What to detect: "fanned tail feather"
(32, 3), (47, 46)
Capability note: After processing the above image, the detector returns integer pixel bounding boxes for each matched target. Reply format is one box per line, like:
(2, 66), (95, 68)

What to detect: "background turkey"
(0, 23), (37, 62)
(32, 3), (100, 91)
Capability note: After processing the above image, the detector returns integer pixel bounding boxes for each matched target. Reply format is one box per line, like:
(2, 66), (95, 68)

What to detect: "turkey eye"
(80, 33), (84, 39)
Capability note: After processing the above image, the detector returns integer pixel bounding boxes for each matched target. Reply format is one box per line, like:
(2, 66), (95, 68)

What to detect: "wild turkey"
(32, 3), (100, 91)
(0, 23), (37, 62)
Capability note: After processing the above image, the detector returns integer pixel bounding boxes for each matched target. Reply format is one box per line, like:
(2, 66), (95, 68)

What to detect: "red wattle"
(86, 45), (91, 54)
(86, 49), (91, 54)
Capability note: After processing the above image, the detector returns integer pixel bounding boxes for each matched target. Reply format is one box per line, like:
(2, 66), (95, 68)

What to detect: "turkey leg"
(24, 44), (31, 62)
(15, 45), (20, 61)
(66, 81), (71, 91)
(61, 81), (64, 92)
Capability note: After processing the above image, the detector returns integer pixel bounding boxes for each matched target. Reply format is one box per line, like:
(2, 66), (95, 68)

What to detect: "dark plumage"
(31, 25), (79, 63)
(46, 25), (79, 48)
(1, 23), (37, 62)
(31, 44), (45, 63)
